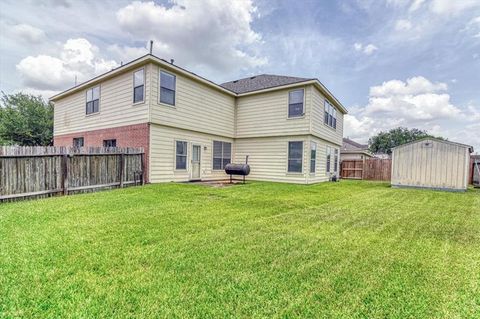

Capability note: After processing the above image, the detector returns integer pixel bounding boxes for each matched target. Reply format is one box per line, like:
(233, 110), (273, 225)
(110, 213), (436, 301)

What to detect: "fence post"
(119, 153), (125, 188)
(62, 153), (69, 196)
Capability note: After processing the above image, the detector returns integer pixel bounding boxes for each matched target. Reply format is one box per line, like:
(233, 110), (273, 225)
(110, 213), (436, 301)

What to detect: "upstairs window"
(288, 141), (303, 173)
(288, 89), (304, 118)
(213, 141), (231, 170)
(73, 137), (84, 147)
(103, 139), (117, 147)
(86, 86), (100, 114)
(333, 108), (337, 129)
(175, 141), (187, 170)
(324, 100), (337, 129)
(310, 142), (317, 173)
(160, 71), (176, 106)
(133, 69), (144, 103)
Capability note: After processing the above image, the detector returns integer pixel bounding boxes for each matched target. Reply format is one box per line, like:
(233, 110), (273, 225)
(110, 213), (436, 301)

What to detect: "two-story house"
(50, 54), (347, 184)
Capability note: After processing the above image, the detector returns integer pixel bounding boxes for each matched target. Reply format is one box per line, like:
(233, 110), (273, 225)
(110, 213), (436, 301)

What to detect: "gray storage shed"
(391, 138), (473, 191)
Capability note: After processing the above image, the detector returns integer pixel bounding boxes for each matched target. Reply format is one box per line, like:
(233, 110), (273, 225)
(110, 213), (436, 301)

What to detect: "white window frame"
(175, 140), (188, 170)
(287, 89), (305, 118)
(103, 139), (117, 148)
(326, 146), (331, 173)
(324, 100), (337, 130)
(133, 68), (145, 104)
(159, 70), (176, 106)
(334, 148), (339, 173)
(287, 141), (304, 173)
(85, 85), (100, 115)
(212, 141), (232, 170)
(73, 137), (84, 147)
(310, 141), (317, 174)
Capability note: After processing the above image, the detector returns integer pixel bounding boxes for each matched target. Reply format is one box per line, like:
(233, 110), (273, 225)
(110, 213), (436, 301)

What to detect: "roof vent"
(250, 76), (256, 79)
(233, 80), (238, 83)
(170, 59), (174, 64)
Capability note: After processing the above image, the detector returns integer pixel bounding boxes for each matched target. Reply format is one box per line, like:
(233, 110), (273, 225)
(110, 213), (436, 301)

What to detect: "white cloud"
(365, 93), (460, 120)
(107, 44), (149, 63)
(369, 76), (447, 96)
(363, 44), (378, 55)
(344, 76), (478, 147)
(354, 42), (378, 55)
(16, 38), (118, 92)
(115, 0), (266, 75)
(464, 16), (480, 38)
(3, 23), (46, 43)
(366, 77), (459, 121)
(409, 0), (426, 12)
(395, 19), (412, 31)
(429, 0), (479, 16)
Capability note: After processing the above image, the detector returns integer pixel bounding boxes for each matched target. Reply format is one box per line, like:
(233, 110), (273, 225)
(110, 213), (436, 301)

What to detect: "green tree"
(368, 127), (444, 155)
(0, 92), (54, 146)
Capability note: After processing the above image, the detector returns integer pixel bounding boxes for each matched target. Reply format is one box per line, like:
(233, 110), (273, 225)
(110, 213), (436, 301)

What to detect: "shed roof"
(392, 137), (474, 153)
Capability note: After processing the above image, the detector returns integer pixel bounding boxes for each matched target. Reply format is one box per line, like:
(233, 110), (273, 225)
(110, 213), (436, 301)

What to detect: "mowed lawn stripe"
(0, 181), (479, 318)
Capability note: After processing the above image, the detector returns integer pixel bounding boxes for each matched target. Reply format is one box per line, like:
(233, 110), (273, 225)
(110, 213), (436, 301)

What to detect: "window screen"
(288, 89), (304, 117)
(326, 146), (331, 173)
(310, 142), (317, 173)
(73, 137), (84, 147)
(288, 141), (303, 173)
(86, 86), (100, 114)
(176, 141), (187, 170)
(103, 139), (117, 147)
(133, 69), (144, 103)
(334, 148), (339, 172)
(324, 100), (337, 129)
(213, 141), (231, 170)
(160, 71), (176, 105)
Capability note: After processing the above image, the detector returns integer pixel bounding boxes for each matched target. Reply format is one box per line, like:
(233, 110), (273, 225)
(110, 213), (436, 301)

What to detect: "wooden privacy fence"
(340, 160), (363, 179)
(0, 146), (145, 202)
(341, 158), (392, 181)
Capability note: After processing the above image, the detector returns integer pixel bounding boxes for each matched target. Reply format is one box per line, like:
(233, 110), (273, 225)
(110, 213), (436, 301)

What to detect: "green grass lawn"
(1, 181), (479, 318)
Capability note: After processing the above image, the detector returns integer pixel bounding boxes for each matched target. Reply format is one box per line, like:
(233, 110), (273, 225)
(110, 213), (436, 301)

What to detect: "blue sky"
(0, 0), (479, 151)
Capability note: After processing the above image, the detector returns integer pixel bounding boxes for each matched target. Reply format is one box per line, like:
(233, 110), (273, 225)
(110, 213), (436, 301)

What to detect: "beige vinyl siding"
(391, 139), (470, 191)
(149, 124), (232, 182)
(54, 64), (151, 136)
(307, 136), (340, 183)
(150, 64), (235, 138)
(234, 136), (311, 184)
(310, 87), (343, 146)
(235, 86), (311, 138)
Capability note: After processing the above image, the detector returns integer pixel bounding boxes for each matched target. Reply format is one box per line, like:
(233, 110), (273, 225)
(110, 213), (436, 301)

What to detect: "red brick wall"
(54, 123), (150, 181)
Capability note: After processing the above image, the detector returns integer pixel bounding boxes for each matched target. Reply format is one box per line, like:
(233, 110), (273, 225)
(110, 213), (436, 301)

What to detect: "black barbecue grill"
(225, 156), (250, 184)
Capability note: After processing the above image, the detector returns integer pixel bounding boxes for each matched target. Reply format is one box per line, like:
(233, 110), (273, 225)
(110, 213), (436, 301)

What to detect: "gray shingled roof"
(220, 74), (313, 94)
(342, 138), (368, 151)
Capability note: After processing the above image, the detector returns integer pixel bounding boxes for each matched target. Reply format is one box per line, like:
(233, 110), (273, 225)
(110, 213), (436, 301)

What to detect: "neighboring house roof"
(220, 74), (313, 94)
(392, 137), (474, 153)
(340, 149), (373, 157)
(342, 138), (368, 151)
(49, 54), (347, 114)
